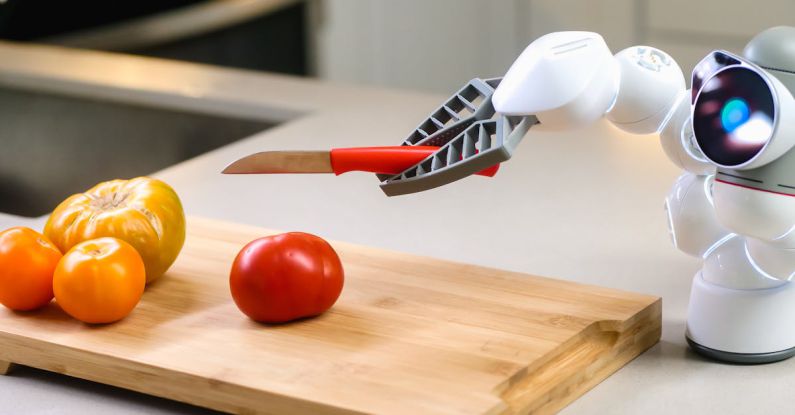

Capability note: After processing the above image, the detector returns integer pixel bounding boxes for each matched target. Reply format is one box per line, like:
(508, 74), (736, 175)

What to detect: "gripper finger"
(377, 77), (537, 196)
(375, 77), (501, 183)
(379, 114), (536, 196)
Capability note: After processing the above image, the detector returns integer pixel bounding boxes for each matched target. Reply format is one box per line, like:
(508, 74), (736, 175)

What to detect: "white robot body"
(493, 27), (795, 363)
(663, 173), (729, 258)
(658, 93), (715, 175)
(687, 272), (795, 357)
(746, 238), (795, 279)
(666, 173), (795, 358)
(699, 235), (783, 289)
(713, 180), (795, 248)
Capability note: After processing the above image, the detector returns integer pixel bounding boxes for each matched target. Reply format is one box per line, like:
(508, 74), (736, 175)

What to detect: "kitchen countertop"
(0, 41), (790, 415)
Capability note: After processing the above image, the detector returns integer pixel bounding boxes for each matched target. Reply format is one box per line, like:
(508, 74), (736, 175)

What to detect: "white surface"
(0, 42), (792, 414)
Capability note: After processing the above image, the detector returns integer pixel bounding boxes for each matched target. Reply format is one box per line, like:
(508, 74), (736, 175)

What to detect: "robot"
(379, 26), (795, 364)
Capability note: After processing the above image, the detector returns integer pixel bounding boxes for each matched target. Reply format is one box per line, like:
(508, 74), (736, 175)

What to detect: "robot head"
(693, 27), (795, 246)
(691, 49), (795, 170)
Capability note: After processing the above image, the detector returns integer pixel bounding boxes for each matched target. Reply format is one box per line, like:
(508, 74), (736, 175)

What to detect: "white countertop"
(0, 41), (789, 414)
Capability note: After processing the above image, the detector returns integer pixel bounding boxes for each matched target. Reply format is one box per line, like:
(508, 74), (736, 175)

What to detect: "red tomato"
(0, 227), (62, 311)
(229, 232), (344, 323)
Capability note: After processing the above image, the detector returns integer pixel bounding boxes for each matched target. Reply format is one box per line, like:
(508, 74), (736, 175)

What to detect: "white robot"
(486, 26), (795, 364)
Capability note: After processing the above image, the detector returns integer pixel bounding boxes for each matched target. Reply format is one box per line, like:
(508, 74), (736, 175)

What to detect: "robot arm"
(492, 32), (712, 172)
(379, 31), (730, 256)
(379, 32), (715, 196)
(492, 32), (730, 257)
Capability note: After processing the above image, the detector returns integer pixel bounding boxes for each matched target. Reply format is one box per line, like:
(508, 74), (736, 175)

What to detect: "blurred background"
(0, 0), (793, 217)
(2, 0), (794, 94)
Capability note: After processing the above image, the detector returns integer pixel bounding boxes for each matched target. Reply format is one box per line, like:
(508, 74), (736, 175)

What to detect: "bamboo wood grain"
(0, 360), (14, 375)
(0, 217), (661, 414)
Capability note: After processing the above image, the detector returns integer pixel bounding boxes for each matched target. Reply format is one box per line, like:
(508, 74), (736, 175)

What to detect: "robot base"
(686, 272), (795, 364)
(686, 336), (795, 364)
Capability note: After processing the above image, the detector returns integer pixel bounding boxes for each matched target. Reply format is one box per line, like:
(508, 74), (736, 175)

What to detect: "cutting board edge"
(0, 329), (365, 415)
(492, 297), (662, 415)
(0, 297), (663, 415)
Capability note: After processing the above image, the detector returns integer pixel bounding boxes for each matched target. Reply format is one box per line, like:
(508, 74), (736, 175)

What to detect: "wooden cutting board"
(0, 217), (660, 414)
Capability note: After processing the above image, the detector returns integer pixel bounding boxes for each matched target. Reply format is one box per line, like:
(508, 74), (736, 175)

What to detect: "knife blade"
(222, 146), (499, 177)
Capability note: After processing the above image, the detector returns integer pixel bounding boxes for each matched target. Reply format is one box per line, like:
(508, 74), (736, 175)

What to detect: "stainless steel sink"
(0, 87), (271, 217)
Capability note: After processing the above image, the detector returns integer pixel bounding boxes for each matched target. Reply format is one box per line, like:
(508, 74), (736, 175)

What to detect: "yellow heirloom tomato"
(45, 177), (185, 284)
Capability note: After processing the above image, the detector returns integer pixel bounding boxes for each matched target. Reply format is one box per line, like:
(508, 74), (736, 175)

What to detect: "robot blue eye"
(692, 67), (775, 167)
(721, 98), (750, 133)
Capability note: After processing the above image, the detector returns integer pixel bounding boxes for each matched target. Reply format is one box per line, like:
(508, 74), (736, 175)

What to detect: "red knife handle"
(329, 146), (499, 177)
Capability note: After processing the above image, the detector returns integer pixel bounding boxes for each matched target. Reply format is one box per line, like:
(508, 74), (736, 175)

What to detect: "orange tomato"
(0, 227), (62, 311)
(54, 237), (146, 324)
(45, 177), (185, 284)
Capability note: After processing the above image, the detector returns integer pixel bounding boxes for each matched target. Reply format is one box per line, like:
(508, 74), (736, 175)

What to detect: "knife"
(222, 146), (500, 176)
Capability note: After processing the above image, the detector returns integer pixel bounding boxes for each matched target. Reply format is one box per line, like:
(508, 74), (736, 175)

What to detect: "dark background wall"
(0, 0), (308, 75)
